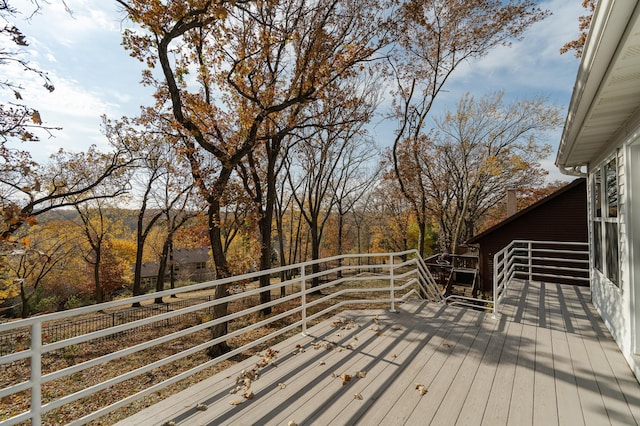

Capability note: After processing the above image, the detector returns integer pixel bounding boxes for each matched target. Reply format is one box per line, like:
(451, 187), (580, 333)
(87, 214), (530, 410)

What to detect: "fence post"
(301, 265), (307, 335)
(389, 254), (396, 313)
(30, 322), (42, 426)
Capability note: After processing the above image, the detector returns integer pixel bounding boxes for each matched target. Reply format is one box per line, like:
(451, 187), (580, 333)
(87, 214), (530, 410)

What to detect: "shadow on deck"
(117, 281), (640, 426)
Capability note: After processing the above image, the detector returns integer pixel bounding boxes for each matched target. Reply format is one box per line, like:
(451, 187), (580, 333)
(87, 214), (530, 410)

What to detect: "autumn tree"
(368, 175), (424, 256)
(389, 0), (549, 257)
(104, 116), (197, 302)
(560, 0), (596, 58)
(396, 92), (560, 254)
(3, 223), (74, 318)
(118, 0), (389, 356)
(74, 195), (134, 304)
(0, 146), (134, 240)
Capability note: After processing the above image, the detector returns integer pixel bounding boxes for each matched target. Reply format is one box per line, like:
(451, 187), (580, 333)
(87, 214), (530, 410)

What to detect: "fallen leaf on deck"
(229, 400), (244, 405)
(279, 383), (287, 389)
(415, 384), (428, 395)
(354, 392), (363, 400)
(196, 403), (208, 411)
(288, 421), (298, 426)
(357, 370), (367, 378)
(243, 391), (254, 400)
(341, 373), (352, 385)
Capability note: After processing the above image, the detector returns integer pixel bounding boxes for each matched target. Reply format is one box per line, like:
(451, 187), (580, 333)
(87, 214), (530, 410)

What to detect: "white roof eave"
(556, 0), (640, 171)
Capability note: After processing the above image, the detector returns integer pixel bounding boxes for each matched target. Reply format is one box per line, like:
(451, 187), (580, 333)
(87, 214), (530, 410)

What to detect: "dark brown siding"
(468, 179), (588, 293)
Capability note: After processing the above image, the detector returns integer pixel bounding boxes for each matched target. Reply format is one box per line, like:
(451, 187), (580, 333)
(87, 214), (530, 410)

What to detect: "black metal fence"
(0, 297), (213, 356)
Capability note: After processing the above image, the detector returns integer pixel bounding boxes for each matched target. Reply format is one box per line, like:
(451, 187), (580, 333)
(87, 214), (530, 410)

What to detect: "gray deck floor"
(117, 281), (640, 426)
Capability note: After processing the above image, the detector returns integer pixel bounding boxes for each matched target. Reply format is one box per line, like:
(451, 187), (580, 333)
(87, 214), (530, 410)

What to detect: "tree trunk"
(20, 283), (28, 318)
(275, 202), (287, 297)
(417, 219), (426, 259)
(336, 212), (344, 279)
(154, 237), (170, 304)
(132, 225), (145, 307)
(94, 247), (103, 304)
(310, 220), (320, 288)
(206, 198), (232, 358)
(169, 239), (177, 297)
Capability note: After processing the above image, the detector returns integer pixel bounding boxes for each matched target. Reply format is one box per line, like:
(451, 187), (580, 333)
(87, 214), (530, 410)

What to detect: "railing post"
(493, 253), (499, 317)
(528, 241), (533, 282)
(300, 265), (307, 335)
(31, 322), (42, 426)
(389, 254), (396, 312)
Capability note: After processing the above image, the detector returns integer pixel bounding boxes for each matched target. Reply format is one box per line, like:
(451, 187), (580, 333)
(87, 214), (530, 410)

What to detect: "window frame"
(591, 154), (620, 287)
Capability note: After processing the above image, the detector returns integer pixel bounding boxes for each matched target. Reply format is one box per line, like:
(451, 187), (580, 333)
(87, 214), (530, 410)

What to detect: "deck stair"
(424, 249), (480, 298)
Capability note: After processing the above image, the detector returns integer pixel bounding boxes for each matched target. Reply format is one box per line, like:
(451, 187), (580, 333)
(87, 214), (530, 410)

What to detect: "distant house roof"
(139, 247), (210, 278)
(467, 178), (586, 244)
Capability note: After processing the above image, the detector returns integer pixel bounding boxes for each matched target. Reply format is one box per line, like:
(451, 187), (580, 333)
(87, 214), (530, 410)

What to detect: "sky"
(4, 0), (586, 183)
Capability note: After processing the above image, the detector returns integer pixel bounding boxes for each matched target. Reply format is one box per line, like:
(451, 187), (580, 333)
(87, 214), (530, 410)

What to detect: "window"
(592, 156), (620, 287)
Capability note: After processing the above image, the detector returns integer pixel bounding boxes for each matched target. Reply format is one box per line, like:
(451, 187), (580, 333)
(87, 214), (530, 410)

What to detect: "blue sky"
(4, 0), (585, 182)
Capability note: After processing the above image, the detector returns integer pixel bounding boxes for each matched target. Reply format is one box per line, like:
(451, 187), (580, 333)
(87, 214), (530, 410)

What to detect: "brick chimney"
(507, 189), (517, 217)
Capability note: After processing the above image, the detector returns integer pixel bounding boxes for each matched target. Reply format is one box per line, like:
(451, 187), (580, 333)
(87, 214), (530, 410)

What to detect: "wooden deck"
(117, 281), (640, 426)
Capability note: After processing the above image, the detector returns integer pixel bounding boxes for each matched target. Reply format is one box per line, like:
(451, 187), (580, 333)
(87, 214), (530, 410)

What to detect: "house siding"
(468, 180), (588, 294)
(589, 123), (640, 381)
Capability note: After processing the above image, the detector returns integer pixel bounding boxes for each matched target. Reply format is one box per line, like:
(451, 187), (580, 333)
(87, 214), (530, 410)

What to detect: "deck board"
(116, 281), (640, 426)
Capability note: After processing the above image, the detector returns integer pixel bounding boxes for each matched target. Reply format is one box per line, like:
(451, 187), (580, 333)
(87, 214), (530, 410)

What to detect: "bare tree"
(396, 92), (561, 253)
(389, 0), (549, 257)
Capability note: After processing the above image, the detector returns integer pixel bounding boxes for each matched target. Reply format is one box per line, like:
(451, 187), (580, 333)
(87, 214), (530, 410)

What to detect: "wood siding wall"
(469, 180), (588, 293)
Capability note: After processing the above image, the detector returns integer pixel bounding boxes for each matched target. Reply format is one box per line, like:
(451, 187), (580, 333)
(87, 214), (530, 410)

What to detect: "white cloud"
(3, 1), (153, 163)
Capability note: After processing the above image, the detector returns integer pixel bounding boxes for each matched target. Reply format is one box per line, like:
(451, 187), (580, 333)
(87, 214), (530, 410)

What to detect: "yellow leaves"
(212, 5), (228, 20)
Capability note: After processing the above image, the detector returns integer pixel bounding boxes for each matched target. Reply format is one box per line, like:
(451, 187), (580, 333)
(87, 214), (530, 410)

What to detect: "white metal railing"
(493, 240), (590, 316)
(0, 250), (442, 426)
